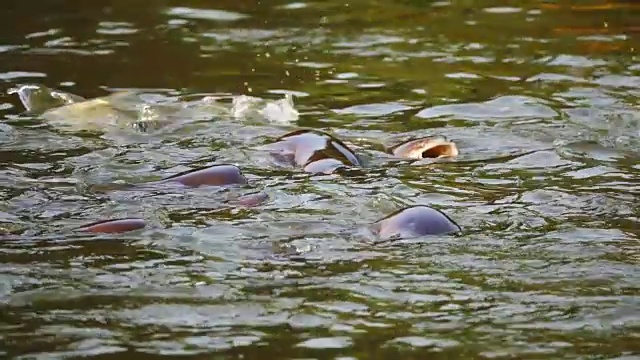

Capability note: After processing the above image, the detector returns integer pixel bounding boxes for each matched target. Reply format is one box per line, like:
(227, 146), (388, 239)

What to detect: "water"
(1, 0), (639, 358)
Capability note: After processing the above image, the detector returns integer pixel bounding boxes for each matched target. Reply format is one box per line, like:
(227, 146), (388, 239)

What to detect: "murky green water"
(1, 0), (639, 358)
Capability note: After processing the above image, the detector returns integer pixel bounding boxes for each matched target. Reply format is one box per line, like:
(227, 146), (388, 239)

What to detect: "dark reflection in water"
(1, 0), (639, 359)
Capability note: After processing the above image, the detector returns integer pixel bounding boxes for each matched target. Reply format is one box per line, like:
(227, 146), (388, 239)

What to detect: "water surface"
(1, 0), (639, 358)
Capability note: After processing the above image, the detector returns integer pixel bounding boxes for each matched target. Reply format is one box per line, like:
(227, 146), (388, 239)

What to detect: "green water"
(1, 0), (639, 358)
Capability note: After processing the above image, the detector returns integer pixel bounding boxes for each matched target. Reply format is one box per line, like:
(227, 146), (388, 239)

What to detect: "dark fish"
(373, 205), (461, 240)
(159, 164), (247, 187)
(77, 218), (146, 234)
(270, 129), (361, 174)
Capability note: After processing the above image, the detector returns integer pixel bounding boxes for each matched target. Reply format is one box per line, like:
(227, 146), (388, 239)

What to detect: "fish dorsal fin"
(8, 84), (85, 113)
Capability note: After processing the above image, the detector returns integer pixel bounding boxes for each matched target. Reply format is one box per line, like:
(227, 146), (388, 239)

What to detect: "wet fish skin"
(269, 129), (362, 174)
(159, 164), (248, 187)
(77, 218), (146, 234)
(8, 83), (85, 113)
(389, 136), (459, 160)
(372, 205), (461, 240)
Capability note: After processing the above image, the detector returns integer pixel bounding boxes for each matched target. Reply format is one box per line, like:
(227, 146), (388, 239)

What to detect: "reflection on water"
(1, 0), (639, 358)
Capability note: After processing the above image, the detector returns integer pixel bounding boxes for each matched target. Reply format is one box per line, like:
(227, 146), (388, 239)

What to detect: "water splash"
(231, 94), (299, 123)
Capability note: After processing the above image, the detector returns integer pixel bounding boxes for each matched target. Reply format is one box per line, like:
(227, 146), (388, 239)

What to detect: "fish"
(267, 129), (362, 174)
(372, 205), (461, 240)
(158, 164), (248, 187)
(76, 218), (146, 234)
(389, 135), (459, 159)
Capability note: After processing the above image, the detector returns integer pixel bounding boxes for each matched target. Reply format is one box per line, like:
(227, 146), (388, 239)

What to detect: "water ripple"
(0, 0), (638, 358)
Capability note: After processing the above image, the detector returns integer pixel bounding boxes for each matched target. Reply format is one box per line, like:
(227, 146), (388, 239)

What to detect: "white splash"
(231, 93), (299, 123)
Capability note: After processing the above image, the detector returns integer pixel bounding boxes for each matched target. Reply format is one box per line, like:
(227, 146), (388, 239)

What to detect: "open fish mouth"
(389, 135), (459, 159)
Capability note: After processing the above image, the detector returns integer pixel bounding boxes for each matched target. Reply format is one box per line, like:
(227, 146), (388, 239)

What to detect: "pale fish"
(389, 135), (459, 159)
(9, 84), (167, 132)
